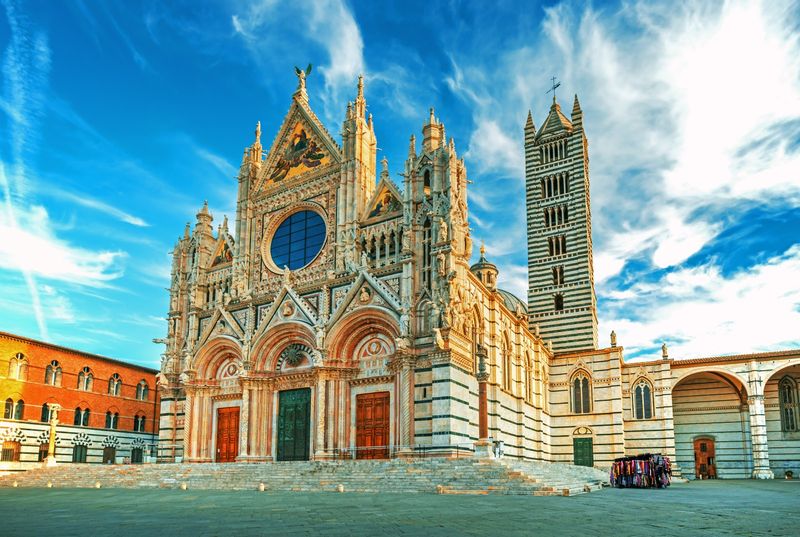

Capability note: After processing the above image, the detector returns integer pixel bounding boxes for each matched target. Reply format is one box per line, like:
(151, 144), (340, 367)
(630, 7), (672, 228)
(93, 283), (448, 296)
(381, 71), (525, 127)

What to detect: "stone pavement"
(0, 479), (796, 536)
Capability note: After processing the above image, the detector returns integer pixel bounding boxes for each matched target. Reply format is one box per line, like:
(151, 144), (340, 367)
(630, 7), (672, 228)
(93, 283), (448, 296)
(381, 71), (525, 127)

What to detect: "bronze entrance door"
(277, 388), (311, 461)
(216, 407), (240, 462)
(102, 446), (116, 464)
(356, 391), (390, 459)
(694, 437), (716, 478)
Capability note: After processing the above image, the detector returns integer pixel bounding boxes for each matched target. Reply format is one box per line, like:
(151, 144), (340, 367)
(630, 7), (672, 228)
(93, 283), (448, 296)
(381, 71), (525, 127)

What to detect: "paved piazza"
(0, 481), (796, 536)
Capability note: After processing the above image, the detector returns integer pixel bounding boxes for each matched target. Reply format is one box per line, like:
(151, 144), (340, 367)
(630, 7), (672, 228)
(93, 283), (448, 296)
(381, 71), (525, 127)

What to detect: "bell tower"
(525, 93), (598, 353)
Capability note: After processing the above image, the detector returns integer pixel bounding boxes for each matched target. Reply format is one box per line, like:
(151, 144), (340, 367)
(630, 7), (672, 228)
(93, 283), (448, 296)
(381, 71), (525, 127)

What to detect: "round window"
(270, 210), (326, 270)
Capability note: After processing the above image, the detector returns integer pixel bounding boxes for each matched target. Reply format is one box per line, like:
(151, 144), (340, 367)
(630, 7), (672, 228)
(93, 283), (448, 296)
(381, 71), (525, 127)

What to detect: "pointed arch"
(193, 335), (244, 379)
(632, 377), (655, 419)
(327, 307), (400, 366)
(570, 369), (592, 414)
(251, 322), (315, 371)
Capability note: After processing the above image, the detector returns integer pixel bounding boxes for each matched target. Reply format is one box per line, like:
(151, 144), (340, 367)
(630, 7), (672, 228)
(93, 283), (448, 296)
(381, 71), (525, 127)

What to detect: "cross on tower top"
(546, 76), (561, 104)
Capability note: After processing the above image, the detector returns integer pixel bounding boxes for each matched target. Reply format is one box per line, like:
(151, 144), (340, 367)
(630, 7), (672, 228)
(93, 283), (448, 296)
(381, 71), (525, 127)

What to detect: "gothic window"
(105, 411), (119, 430)
(633, 380), (654, 419)
(41, 403), (50, 422)
(4, 398), (23, 420)
(563, 205), (569, 223)
(72, 444), (87, 463)
(571, 372), (592, 414)
(554, 294), (564, 311)
(13, 399), (23, 420)
(131, 447), (144, 463)
(503, 344), (512, 392)
(423, 170), (432, 198)
(44, 360), (62, 386)
(1, 441), (21, 462)
(3, 398), (12, 419)
(133, 414), (146, 433)
(8, 353), (28, 380)
(544, 209), (550, 227)
(136, 380), (149, 401)
(564, 172), (570, 192)
(74, 407), (89, 427)
(779, 377), (799, 432)
(77, 367), (93, 391)
(270, 210), (326, 271)
(552, 265), (564, 285)
(540, 178), (545, 198)
(108, 373), (122, 396)
(525, 356), (533, 402)
(422, 218), (432, 291)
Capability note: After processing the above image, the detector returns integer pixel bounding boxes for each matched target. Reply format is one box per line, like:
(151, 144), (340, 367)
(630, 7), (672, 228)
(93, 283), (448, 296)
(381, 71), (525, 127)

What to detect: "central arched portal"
(276, 387), (312, 461)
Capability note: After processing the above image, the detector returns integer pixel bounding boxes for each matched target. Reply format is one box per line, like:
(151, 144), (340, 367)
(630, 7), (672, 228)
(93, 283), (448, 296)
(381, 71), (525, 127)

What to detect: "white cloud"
(600, 243), (800, 359)
(230, 0), (365, 121)
(0, 200), (126, 286)
(43, 185), (149, 227)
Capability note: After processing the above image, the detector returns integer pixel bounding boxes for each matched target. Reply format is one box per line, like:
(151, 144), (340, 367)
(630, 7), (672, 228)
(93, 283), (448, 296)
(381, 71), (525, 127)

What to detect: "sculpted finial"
(661, 342), (669, 359)
(255, 121), (261, 144)
(294, 63), (312, 95)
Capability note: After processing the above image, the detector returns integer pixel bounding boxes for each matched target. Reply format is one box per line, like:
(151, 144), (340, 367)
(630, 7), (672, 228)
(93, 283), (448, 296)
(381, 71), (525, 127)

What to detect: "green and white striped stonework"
(525, 97), (598, 354)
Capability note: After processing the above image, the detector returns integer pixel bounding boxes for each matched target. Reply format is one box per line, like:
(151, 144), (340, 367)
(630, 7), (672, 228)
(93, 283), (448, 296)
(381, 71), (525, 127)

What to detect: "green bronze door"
(277, 388), (311, 461)
(573, 438), (594, 467)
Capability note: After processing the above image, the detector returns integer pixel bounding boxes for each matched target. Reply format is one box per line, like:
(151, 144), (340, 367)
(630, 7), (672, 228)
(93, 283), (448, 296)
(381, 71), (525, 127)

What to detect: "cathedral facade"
(158, 72), (800, 479)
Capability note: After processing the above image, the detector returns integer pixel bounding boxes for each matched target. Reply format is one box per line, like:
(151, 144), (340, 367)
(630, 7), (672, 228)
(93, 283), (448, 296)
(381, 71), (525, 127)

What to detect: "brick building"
(0, 331), (159, 469)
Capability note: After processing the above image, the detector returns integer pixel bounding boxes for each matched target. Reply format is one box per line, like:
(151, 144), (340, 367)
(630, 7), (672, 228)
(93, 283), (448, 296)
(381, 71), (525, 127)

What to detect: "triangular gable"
(328, 269), (402, 328)
(252, 283), (320, 341)
(255, 99), (341, 195)
(209, 234), (234, 268)
(535, 101), (573, 141)
(362, 177), (403, 221)
(194, 306), (245, 351)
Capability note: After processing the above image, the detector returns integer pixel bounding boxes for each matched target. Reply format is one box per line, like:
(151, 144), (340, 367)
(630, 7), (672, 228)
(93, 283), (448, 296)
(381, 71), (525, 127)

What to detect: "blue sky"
(1, 0), (799, 368)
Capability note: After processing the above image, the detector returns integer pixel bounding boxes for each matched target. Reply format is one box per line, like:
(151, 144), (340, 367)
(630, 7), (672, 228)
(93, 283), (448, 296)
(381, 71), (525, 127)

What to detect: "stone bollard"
(258, 482), (265, 492)
(436, 484), (444, 494)
(337, 484), (344, 493)
(12, 481), (18, 488)
(95, 482), (102, 489)
(46, 481), (53, 488)
(180, 483), (188, 490)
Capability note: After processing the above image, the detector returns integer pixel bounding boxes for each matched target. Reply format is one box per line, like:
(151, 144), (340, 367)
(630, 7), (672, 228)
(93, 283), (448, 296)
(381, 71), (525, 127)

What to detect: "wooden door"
(573, 438), (594, 467)
(694, 437), (716, 478)
(356, 391), (390, 459)
(216, 407), (240, 462)
(277, 388), (311, 461)
(102, 446), (116, 464)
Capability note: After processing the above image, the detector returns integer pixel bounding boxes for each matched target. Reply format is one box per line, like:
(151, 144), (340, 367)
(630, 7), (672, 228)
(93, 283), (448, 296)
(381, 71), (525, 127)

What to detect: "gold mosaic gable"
(364, 179), (402, 220)
(256, 99), (340, 195)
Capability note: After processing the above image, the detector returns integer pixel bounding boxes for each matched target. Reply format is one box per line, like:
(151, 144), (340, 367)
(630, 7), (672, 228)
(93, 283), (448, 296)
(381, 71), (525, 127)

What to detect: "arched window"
(571, 372), (592, 414)
(633, 380), (654, 419)
(8, 353), (28, 380)
(133, 414), (146, 433)
(136, 381), (149, 401)
(779, 377), (799, 432)
(423, 170), (431, 198)
(44, 360), (62, 386)
(3, 398), (12, 419)
(73, 407), (89, 426)
(554, 294), (564, 311)
(560, 235), (567, 254)
(13, 399), (23, 420)
(503, 344), (512, 392)
(72, 444), (87, 463)
(131, 447), (144, 463)
(108, 373), (122, 396)
(105, 411), (119, 430)
(421, 218), (432, 291)
(41, 403), (50, 422)
(77, 367), (93, 391)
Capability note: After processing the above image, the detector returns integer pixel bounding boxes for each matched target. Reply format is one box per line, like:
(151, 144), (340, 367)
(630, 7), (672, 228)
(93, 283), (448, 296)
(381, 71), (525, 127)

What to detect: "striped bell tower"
(525, 94), (598, 353)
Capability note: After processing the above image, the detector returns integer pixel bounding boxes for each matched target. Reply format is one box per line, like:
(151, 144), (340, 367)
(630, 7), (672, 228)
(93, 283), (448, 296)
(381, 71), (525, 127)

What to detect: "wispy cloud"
(42, 185), (149, 227)
(230, 0), (365, 122)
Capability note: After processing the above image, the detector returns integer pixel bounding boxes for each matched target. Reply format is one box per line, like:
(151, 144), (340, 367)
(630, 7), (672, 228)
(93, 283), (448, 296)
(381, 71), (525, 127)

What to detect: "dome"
(497, 288), (528, 315)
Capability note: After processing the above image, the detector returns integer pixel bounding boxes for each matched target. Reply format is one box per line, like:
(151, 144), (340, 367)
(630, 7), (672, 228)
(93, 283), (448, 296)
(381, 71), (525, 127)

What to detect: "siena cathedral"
(157, 71), (800, 480)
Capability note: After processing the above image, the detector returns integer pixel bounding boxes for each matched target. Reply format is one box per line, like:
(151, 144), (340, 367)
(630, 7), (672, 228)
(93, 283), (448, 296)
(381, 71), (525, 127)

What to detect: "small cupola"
(470, 243), (499, 290)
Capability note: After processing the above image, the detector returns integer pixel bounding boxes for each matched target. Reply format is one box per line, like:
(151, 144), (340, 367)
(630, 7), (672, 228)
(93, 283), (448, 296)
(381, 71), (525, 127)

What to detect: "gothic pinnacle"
(254, 121), (261, 144)
(408, 134), (416, 158)
(525, 109), (535, 131)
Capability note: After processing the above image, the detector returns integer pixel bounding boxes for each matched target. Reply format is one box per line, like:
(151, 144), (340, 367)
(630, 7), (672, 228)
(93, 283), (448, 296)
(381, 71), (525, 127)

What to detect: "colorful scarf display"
(610, 454), (672, 488)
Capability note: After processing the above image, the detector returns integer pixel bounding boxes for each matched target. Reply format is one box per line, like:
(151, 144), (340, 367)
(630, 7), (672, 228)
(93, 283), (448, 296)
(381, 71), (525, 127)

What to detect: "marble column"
(182, 390), (193, 461)
(314, 378), (327, 459)
(238, 384), (250, 460)
(474, 345), (493, 458)
(396, 360), (414, 455)
(748, 394), (774, 479)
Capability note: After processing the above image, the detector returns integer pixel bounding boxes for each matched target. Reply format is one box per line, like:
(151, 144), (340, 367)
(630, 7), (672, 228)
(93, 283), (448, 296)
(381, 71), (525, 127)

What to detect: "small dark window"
(13, 400), (23, 420)
(38, 443), (49, 462)
(131, 448), (144, 464)
(42, 403), (51, 422)
(3, 398), (11, 419)
(423, 170), (431, 197)
(554, 294), (564, 311)
(72, 444), (87, 463)
(103, 446), (116, 464)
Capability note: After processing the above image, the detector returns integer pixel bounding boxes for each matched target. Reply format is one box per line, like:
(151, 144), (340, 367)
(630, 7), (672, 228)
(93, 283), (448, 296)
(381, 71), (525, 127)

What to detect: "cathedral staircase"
(0, 458), (606, 496)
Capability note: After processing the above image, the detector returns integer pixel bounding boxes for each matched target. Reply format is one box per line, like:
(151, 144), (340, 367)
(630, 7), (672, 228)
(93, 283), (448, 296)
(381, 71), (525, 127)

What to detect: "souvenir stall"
(610, 454), (672, 488)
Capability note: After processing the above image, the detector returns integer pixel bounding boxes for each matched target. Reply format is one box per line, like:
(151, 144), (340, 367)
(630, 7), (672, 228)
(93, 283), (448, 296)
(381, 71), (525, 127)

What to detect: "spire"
(408, 134), (416, 158)
(571, 94), (583, 127)
(429, 107), (435, 125)
(380, 156), (389, 181)
(222, 215), (229, 232)
(355, 74), (366, 118)
(479, 242), (487, 261)
(195, 201), (213, 234)
(255, 121), (261, 144)
(183, 223), (190, 240)
(525, 109), (535, 132)
(368, 113), (374, 132)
